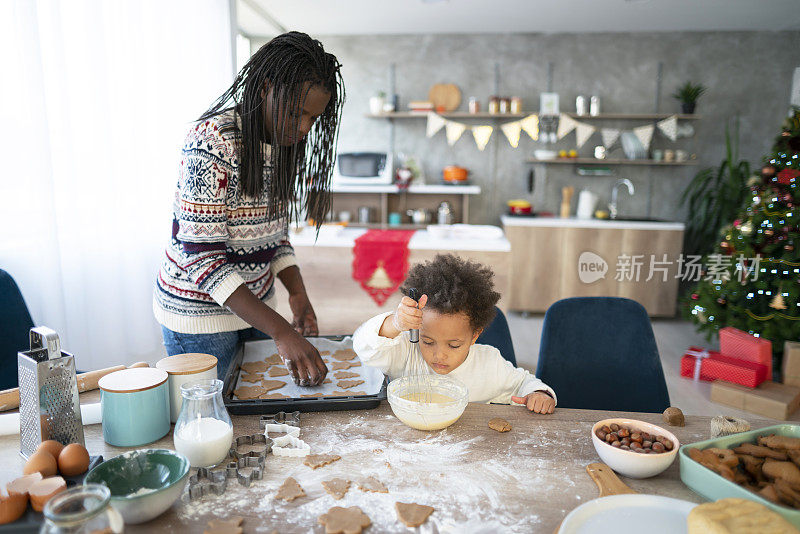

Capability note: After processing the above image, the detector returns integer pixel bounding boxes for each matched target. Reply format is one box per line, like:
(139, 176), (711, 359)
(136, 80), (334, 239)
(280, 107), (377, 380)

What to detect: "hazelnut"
(606, 433), (619, 443)
(596, 430), (607, 441)
(610, 423), (620, 432)
(620, 445), (631, 451)
(631, 433), (643, 443)
(601, 425), (612, 434)
(618, 428), (631, 438)
(643, 441), (653, 449)
(611, 441), (621, 448)
(621, 437), (631, 446)
(635, 448), (648, 454)
(652, 442), (666, 452)
(630, 441), (642, 450)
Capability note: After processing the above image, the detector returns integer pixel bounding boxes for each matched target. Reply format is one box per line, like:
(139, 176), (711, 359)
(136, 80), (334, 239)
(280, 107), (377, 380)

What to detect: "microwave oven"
(332, 152), (393, 185)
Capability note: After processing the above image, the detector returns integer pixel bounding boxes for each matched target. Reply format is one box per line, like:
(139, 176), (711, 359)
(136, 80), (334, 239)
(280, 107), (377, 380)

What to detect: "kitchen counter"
(289, 226), (511, 252)
(0, 390), (770, 533)
(501, 215), (685, 231)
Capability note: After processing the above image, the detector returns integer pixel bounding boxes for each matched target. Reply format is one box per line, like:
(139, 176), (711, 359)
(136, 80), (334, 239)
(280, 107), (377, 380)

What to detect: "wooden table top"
(0, 392), (774, 533)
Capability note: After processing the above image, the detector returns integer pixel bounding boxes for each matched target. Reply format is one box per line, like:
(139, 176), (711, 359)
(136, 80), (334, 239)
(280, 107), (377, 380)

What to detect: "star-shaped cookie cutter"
(230, 433), (273, 460)
(234, 455), (265, 487)
(260, 411), (300, 427)
(187, 465), (229, 500)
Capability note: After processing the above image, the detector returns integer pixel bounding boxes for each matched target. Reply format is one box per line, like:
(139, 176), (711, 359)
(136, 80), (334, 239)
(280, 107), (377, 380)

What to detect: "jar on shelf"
(510, 97), (522, 114)
(590, 95), (601, 116)
(468, 97), (480, 114)
(488, 96), (500, 114)
(499, 97), (511, 113)
(42, 484), (124, 534)
(173, 378), (233, 468)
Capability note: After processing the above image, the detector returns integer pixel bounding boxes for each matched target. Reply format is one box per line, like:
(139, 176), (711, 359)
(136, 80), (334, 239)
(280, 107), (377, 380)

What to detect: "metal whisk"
(407, 288), (433, 403)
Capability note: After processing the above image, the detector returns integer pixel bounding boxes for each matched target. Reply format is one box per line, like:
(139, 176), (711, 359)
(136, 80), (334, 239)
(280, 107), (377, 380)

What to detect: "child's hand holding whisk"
(511, 392), (556, 414)
(379, 294), (428, 338)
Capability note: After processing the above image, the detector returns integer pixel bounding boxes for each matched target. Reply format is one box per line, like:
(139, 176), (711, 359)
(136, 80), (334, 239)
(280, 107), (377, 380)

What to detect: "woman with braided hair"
(154, 32), (345, 386)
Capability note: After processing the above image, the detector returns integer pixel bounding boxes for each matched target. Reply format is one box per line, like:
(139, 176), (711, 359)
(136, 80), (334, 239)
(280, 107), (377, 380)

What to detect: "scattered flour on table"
(178, 414), (588, 532)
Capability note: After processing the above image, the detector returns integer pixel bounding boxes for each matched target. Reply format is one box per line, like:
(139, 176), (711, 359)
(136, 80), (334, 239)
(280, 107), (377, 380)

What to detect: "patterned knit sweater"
(153, 110), (296, 334)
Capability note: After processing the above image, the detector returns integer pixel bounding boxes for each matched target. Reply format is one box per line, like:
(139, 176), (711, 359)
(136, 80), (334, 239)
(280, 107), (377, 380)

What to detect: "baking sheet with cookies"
(222, 336), (387, 414)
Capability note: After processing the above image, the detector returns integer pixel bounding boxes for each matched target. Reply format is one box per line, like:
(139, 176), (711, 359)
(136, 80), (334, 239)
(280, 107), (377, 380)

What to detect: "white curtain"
(0, 0), (234, 371)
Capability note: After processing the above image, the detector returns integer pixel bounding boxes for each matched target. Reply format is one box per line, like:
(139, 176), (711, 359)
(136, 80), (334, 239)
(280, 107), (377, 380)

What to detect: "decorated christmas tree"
(685, 108), (800, 372)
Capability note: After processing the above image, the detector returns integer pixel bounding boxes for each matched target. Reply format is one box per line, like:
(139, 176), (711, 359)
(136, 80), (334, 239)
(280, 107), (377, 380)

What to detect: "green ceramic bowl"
(679, 423), (800, 527)
(84, 449), (190, 525)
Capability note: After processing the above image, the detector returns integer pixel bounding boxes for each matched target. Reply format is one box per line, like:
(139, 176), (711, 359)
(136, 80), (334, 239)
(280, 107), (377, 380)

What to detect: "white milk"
(173, 417), (233, 467)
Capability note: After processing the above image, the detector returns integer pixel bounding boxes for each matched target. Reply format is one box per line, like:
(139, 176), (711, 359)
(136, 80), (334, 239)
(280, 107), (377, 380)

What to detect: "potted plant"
(672, 81), (707, 114)
(369, 91), (386, 115)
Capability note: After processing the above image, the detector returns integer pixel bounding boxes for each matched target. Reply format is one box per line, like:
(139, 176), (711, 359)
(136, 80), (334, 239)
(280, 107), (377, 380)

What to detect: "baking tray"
(0, 455), (104, 533)
(222, 335), (387, 415)
(679, 424), (800, 527)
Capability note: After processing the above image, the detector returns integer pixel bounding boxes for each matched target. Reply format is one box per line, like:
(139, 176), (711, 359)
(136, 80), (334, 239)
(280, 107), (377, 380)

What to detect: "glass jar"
(468, 97), (480, 114)
(499, 97), (510, 113)
(510, 97), (522, 114)
(42, 484), (123, 534)
(173, 378), (233, 467)
(488, 96), (500, 114)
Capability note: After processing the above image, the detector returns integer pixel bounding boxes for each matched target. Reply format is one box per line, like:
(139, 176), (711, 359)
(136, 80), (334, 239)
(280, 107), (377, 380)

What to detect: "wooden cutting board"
(428, 83), (461, 112)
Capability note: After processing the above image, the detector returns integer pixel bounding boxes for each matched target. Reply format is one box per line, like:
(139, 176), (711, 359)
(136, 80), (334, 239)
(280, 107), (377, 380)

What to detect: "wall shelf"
(366, 112), (700, 120)
(563, 113), (700, 120)
(527, 158), (697, 166)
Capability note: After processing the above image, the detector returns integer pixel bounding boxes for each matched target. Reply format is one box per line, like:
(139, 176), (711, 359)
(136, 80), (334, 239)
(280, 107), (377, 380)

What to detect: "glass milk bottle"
(42, 484), (124, 534)
(173, 379), (233, 467)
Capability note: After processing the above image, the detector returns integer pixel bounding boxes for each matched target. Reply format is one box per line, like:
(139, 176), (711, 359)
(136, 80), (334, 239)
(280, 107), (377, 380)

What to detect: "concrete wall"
(253, 31), (800, 225)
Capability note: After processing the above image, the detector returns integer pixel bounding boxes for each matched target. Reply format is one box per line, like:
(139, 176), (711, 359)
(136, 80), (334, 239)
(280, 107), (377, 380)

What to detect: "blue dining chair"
(477, 307), (517, 366)
(535, 297), (670, 413)
(0, 269), (34, 390)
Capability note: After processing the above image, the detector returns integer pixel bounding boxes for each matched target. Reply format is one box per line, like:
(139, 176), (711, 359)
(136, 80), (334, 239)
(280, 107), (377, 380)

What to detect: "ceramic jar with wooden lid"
(98, 368), (170, 446)
(155, 353), (218, 422)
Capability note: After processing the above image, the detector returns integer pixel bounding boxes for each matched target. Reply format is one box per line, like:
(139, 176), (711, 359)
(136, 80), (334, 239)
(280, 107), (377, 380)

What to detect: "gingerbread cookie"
(240, 361), (268, 374)
(320, 350), (331, 356)
(334, 371), (359, 379)
(260, 392), (288, 400)
(331, 361), (361, 371)
(337, 379), (365, 389)
(395, 502), (434, 528)
(275, 477), (305, 502)
(329, 391), (367, 397)
(332, 350), (357, 361)
(268, 367), (290, 377)
(304, 453), (341, 469)
(318, 506), (371, 534)
(234, 385), (265, 399)
(358, 476), (387, 493)
(265, 354), (282, 366)
(488, 418), (512, 433)
(261, 380), (286, 393)
(322, 478), (351, 500)
(239, 373), (262, 383)
(204, 516), (243, 534)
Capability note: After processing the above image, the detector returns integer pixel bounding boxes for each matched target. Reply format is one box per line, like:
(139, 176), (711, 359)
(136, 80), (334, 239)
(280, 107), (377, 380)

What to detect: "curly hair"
(400, 254), (500, 331)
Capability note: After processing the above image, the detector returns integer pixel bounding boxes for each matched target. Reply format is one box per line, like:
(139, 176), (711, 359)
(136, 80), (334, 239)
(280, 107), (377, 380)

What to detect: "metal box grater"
(18, 327), (84, 458)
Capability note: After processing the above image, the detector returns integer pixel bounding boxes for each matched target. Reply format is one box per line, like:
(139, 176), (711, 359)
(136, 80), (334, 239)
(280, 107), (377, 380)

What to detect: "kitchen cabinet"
(502, 216), (685, 317)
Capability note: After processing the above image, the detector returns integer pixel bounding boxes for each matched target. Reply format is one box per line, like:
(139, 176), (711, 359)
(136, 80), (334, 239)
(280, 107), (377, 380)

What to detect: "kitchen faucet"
(609, 178), (634, 220)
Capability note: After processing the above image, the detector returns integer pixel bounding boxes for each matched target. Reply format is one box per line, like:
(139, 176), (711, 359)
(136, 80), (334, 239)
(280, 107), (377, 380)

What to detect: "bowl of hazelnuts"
(592, 418), (680, 479)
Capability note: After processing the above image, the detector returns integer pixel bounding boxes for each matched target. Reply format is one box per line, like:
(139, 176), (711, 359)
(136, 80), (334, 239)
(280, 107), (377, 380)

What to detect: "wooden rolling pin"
(0, 361), (150, 412)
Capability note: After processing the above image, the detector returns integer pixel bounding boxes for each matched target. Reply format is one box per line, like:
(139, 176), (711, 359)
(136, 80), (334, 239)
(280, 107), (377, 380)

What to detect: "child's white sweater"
(353, 312), (557, 405)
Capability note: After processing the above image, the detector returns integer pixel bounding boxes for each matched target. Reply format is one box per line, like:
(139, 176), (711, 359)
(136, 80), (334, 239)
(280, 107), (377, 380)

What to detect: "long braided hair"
(200, 31), (344, 226)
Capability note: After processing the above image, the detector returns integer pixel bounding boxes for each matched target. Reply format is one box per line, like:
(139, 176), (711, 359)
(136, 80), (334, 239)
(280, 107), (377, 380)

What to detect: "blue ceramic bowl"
(84, 449), (190, 525)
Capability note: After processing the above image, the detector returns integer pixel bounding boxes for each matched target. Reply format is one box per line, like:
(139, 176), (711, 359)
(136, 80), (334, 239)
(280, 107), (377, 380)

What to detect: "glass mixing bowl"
(387, 374), (469, 431)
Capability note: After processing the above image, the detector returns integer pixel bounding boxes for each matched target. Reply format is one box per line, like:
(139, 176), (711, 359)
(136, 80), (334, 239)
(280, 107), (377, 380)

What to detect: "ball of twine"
(711, 415), (751, 438)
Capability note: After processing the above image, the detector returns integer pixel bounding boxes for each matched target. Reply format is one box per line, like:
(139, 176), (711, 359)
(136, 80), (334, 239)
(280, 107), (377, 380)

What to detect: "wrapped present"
(680, 346), (769, 388)
(783, 341), (800, 387)
(711, 380), (800, 420)
(719, 327), (772, 380)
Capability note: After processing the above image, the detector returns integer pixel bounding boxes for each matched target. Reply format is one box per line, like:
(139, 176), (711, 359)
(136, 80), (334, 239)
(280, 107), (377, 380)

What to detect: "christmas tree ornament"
(786, 244), (795, 251)
(765, 229), (774, 236)
(717, 298), (727, 305)
(691, 293), (699, 300)
(770, 292), (787, 310)
(740, 221), (754, 235)
(762, 164), (777, 178)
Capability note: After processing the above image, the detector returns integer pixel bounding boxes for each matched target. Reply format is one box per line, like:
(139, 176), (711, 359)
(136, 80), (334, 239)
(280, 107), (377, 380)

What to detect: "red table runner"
(352, 229), (415, 305)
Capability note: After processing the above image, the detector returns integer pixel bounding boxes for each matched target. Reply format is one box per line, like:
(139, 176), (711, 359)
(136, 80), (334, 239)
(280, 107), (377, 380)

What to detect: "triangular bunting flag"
(601, 128), (621, 148)
(501, 121), (522, 148)
(556, 113), (578, 140)
(520, 114), (539, 141)
(575, 122), (596, 148)
(426, 112), (446, 138)
(445, 120), (467, 146)
(656, 115), (678, 142)
(472, 125), (493, 151)
(633, 124), (655, 150)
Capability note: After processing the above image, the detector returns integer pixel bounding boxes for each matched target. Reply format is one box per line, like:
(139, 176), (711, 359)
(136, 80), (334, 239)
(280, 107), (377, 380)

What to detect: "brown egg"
(57, 443), (90, 477)
(6, 472), (42, 497)
(24, 450), (58, 477)
(36, 440), (64, 460)
(28, 476), (66, 512)
(0, 492), (28, 525)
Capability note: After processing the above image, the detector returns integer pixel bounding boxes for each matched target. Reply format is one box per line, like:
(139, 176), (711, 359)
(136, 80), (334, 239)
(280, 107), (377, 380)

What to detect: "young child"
(353, 254), (556, 413)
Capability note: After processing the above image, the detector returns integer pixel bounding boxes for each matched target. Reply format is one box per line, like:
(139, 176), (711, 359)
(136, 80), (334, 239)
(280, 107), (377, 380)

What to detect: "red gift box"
(719, 327), (773, 380)
(680, 346), (769, 388)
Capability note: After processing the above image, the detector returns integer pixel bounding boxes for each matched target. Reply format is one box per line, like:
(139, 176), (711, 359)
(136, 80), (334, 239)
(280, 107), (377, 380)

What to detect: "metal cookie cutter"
(260, 411), (300, 427)
(230, 433), (272, 460)
(187, 466), (228, 500)
(235, 455), (265, 487)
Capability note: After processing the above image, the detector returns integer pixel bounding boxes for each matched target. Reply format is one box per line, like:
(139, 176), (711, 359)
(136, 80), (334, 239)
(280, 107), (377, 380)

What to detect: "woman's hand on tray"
(275, 326), (328, 386)
(288, 290), (319, 336)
